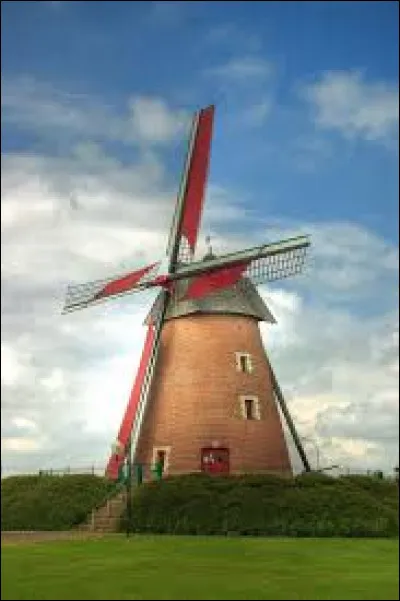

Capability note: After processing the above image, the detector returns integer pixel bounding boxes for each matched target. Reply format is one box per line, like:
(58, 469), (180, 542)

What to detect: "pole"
(126, 435), (132, 538)
(267, 357), (311, 472)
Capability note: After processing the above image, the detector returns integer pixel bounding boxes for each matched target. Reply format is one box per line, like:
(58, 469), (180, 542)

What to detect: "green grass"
(1, 536), (399, 600)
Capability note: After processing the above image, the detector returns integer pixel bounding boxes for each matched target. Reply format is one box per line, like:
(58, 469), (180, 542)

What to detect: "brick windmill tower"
(63, 105), (312, 478)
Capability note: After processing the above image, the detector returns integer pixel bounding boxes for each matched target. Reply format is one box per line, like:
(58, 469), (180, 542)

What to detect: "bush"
(1, 474), (117, 531)
(339, 474), (399, 510)
(124, 473), (399, 538)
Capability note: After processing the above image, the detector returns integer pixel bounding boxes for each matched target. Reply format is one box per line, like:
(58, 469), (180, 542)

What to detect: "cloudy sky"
(1, 0), (398, 476)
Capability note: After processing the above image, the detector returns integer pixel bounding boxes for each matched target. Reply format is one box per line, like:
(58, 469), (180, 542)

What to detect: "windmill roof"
(145, 274), (276, 325)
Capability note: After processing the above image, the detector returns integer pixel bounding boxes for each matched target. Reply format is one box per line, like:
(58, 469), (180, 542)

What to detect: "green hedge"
(3, 472), (398, 536)
(1, 474), (117, 531)
(339, 474), (399, 511)
(124, 472), (399, 538)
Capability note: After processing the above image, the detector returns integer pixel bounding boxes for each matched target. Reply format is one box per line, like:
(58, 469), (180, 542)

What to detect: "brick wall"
(135, 313), (292, 475)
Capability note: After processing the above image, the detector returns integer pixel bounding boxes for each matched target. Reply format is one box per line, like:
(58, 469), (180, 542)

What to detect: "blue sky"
(2, 0), (398, 240)
(1, 1), (398, 473)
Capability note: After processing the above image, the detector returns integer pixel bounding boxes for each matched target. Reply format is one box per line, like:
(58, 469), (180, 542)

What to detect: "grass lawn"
(1, 535), (398, 600)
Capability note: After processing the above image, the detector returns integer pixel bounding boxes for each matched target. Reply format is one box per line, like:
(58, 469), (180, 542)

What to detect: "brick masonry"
(135, 313), (292, 475)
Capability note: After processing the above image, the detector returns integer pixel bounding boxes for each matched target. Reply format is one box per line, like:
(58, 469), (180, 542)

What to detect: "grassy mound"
(1, 474), (117, 531)
(125, 472), (399, 538)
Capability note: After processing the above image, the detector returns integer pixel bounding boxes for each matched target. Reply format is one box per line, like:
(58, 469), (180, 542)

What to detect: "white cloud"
(42, 369), (65, 392)
(302, 70), (399, 144)
(128, 97), (189, 144)
(1, 343), (30, 387)
(260, 219), (399, 303)
(12, 418), (38, 432)
(1, 76), (191, 146)
(2, 437), (44, 453)
(239, 99), (272, 126)
(201, 184), (253, 227)
(207, 56), (273, 83)
(1, 147), (173, 473)
(259, 286), (398, 472)
(0, 149), (175, 287)
(203, 54), (277, 129)
(203, 23), (262, 54)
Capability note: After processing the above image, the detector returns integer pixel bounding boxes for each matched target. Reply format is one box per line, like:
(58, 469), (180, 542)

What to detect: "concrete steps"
(79, 489), (127, 533)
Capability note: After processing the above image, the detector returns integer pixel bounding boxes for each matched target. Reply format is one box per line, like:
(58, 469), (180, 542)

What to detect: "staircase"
(79, 489), (127, 533)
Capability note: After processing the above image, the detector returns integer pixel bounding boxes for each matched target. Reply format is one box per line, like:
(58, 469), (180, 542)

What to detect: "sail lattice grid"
(245, 244), (309, 285)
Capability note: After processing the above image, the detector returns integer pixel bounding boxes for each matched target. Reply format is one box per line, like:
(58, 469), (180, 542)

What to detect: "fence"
(1, 465), (106, 479)
(0, 462), (164, 483)
(1, 463), (397, 480)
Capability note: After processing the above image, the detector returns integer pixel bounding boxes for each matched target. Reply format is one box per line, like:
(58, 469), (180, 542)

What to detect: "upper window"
(239, 395), (261, 420)
(244, 398), (255, 420)
(236, 352), (253, 374)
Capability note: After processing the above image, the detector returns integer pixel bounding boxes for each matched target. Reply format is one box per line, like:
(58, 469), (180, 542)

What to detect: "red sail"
(183, 262), (248, 300)
(106, 323), (156, 480)
(95, 262), (160, 301)
(180, 105), (214, 252)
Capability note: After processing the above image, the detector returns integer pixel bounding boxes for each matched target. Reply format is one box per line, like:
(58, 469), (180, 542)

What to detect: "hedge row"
(2, 471), (398, 537)
(124, 472), (399, 538)
(1, 474), (117, 531)
(339, 474), (399, 511)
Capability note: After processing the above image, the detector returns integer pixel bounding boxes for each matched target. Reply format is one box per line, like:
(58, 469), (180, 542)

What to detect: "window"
(244, 399), (255, 420)
(239, 395), (261, 420)
(236, 352), (253, 374)
(240, 355), (248, 372)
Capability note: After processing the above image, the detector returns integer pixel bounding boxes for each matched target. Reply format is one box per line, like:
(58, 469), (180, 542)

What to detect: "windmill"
(63, 105), (312, 479)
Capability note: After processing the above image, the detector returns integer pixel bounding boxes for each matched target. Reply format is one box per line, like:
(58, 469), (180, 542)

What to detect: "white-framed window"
(235, 352), (253, 374)
(152, 446), (171, 473)
(239, 395), (261, 420)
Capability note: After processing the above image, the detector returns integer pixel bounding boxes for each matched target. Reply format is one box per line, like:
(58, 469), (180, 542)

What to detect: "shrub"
(124, 473), (399, 538)
(339, 474), (399, 511)
(1, 474), (117, 531)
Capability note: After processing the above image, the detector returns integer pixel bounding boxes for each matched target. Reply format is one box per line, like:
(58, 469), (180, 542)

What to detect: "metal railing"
(1, 463), (397, 480)
(1, 465), (106, 479)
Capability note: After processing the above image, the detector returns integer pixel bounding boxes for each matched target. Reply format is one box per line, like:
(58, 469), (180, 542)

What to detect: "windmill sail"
(175, 235), (311, 300)
(182, 262), (248, 300)
(63, 107), (215, 314)
(166, 105), (215, 268)
(62, 261), (162, 314)
(62, 235), (310, 313)
(106, 291), (169, 479)
(94, 262), (161, 301)
(106, 323), (156, 479)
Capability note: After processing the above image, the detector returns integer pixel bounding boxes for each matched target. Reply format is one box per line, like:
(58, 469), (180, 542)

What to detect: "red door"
(201, 447), (230, 474)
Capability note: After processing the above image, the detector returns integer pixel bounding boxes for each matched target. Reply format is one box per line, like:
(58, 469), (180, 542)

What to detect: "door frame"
(200, 446), (230, 474)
